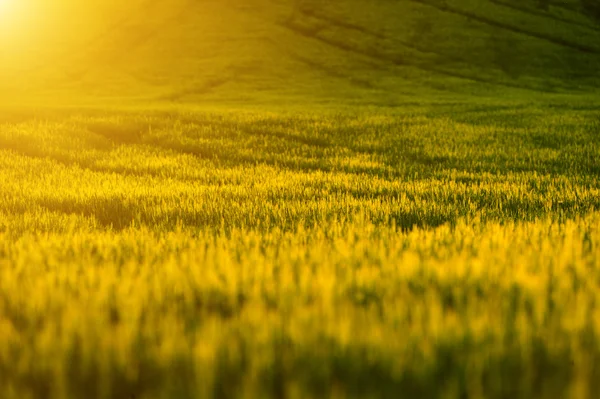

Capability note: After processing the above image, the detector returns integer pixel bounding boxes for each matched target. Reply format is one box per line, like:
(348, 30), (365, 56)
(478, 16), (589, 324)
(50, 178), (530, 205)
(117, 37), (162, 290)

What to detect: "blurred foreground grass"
(0, 103), (599, 398)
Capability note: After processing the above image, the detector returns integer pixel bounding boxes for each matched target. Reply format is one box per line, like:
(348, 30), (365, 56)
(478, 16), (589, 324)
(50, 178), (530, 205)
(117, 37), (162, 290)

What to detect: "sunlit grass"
(0, 0), (598, 397)
(0, 104), (599, 398)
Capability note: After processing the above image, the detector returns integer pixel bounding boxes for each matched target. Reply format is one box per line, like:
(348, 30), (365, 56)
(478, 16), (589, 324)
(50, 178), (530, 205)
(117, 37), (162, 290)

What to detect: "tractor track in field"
(289, 54), (377, 90)
(281, 16), (560, 93)
(408, 0), (600, 55)
(549, 0), (583, 13)
(297, 8), (469, 64)
(25, 0), (161, 76)
(64, 0), (198, 81)
(158, 77), (230, 102)
(67, 0), (161, 60)
(296, 8), (596, 92)
(489, 0), (600, 33)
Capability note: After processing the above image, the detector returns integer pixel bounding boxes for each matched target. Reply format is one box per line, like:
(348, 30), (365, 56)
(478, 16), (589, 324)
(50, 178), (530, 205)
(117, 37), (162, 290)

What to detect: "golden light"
(0, 1), (77, 60)
(0, 0), (27, 21)
(0, 0), (29, 37)
(0, 0), (150, 99)
(0, 0), (62, 96)
(0, 0), (10, 13)
(0, 0), (14, 23)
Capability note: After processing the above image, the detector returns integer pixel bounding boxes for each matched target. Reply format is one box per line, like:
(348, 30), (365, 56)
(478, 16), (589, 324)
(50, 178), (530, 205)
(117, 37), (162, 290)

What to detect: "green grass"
(1, 1), (600, 398)
(1, 103), (600, 398)
(1, 0), (600, 105)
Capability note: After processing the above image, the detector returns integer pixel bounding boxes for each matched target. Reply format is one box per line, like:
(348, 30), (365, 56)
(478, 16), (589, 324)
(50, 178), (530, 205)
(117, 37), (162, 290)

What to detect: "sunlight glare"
(0, 0), (21, 31)
(0, 0), (11, 16)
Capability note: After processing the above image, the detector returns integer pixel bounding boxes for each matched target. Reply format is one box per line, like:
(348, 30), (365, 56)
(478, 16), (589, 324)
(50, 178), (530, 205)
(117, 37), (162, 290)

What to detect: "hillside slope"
(1, 0), (599, 104)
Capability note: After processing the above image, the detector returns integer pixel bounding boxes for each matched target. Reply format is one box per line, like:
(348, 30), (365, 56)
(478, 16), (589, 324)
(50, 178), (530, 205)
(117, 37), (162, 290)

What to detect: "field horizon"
(1, 0), (600, 105)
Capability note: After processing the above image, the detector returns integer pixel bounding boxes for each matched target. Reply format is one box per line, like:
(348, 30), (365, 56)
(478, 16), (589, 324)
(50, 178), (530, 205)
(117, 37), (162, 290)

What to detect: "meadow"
(1, 102), (599, 398)
(1, 0), (600, 396)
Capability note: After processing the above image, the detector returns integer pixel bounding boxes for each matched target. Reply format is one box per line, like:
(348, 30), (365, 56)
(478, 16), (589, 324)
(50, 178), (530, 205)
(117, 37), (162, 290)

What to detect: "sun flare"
(0, 0), (15, 15)
(0, 0), (20, 29)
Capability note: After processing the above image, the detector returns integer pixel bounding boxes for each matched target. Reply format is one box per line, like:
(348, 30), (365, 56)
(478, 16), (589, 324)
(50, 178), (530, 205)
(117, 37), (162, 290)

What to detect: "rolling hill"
(1, 0), (599, 105)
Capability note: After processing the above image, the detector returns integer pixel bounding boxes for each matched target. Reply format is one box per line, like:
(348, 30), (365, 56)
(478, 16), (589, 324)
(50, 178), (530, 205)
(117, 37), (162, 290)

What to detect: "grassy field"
(1, 102), (599, 398)
(1, 0), (600, 398)
(2, 0), (600, 104)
